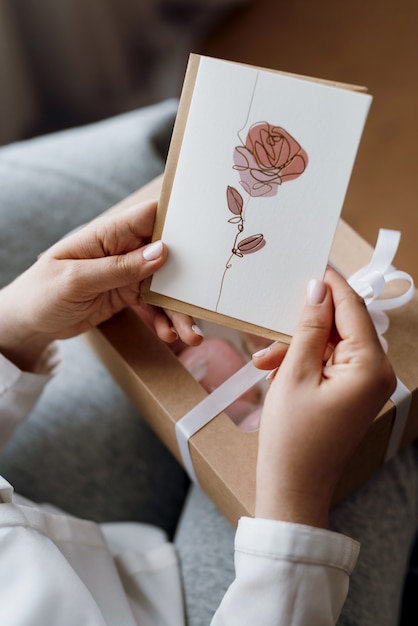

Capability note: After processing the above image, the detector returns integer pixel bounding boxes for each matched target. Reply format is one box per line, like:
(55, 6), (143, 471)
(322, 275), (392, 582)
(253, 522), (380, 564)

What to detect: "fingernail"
(252, 346), (271, 358)
(192, 324), (205, 338)
(143, 240), (163, 261)
(265, 368), (278, 384)
(307, 279), (326, 305)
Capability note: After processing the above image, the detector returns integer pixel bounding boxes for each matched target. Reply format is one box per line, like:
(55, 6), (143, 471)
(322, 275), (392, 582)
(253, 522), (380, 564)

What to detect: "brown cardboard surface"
(85, 176), (418, 527)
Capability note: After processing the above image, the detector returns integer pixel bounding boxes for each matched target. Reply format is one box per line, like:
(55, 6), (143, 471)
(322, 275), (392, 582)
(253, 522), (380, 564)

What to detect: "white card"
(148, 55), (372, 337)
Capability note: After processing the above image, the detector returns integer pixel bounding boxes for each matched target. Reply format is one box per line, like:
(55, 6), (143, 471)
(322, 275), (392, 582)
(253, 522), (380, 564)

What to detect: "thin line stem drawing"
(215, 75), (308, 312)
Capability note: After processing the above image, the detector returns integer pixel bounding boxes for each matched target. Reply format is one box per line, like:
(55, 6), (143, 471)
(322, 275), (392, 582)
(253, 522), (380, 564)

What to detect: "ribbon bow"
(346, 229), (415, 351)
(346, 229), (415, 461)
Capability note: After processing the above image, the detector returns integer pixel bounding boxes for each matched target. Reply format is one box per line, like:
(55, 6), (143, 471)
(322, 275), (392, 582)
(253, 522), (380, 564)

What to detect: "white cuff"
(236, 516), (359, 574)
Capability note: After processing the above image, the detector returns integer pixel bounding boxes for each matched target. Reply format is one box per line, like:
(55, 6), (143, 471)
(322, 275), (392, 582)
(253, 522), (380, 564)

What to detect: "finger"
(284, 278), (334, 379)
(153, 309), (180, 343)
(252, 341), (289, 370)
(131, 302), (160, 331)
(325, 267), (382, 348)
(265, 367), (279, 384)
(163, 309), (205, 346)
(131, 303), (179, 343)
(64, 240), (167, 296)
(54, 200), (158, 259)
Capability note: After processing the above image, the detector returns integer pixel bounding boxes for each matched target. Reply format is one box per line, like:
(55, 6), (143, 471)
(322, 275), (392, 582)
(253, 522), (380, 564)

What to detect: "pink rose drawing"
(233, 122), (308, 197)
(216, 121), (307, 311)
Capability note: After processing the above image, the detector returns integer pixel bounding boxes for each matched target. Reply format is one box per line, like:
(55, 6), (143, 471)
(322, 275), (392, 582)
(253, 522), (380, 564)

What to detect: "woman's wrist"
(0, 338), (52, 373)
(0, 319), (52, 371)
(255, 458), (333, 529)
(0, 287), (52, 372)
(255, 485), (330, 528)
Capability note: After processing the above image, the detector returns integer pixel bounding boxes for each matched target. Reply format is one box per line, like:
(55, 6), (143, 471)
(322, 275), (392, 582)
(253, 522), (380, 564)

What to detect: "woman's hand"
(253, 267), (396, 528)
(0, 201), (203, 370)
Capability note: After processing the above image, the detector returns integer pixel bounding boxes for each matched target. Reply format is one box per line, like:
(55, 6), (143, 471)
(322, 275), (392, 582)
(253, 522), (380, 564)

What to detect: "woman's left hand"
(0, 201), (203, 370)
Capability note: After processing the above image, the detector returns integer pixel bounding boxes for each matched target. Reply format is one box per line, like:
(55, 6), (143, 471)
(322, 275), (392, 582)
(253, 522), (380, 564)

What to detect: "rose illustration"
(216, 119), (307, 311)
(233, 122), (308, 197)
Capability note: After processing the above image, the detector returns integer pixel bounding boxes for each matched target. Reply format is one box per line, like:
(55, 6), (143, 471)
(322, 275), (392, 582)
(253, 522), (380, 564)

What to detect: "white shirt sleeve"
(0, 345), (60, 449)
(0, 347), (359, 626)
(211, 516), (359, 626)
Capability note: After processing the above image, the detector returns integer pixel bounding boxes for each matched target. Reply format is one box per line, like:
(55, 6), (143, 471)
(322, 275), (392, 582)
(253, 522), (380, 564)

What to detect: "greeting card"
(143, 54), (372, 341)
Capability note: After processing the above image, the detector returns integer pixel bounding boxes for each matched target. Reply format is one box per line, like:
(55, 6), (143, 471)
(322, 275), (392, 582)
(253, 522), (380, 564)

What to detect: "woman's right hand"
(253, 268), (396, 527)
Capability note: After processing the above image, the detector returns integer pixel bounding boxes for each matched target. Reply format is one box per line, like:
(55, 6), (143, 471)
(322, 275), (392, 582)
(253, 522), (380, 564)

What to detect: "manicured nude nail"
(143, 240), (163, 261)
(307, 279), (326, 305)
(192, 324), (205, 338)
(265, 368), (278, 383)
(252, 346), (271, 358)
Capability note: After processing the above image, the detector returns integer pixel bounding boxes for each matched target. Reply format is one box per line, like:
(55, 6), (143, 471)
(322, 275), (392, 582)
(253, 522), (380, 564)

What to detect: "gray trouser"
(0, 101), (416, 625)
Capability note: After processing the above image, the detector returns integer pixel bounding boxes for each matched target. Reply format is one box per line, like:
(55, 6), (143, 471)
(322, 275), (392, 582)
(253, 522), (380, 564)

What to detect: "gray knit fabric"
(0, 100), (189, 538)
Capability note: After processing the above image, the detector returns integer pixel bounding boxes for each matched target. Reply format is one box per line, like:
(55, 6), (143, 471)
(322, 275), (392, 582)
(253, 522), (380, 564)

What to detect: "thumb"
(71, 240), (167, 293)
(285, 279), (334, 377)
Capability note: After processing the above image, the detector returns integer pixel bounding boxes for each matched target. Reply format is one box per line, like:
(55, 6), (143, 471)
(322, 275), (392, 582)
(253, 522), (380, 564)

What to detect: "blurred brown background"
(202, 0), (418, 282)
(1, 0), (417, 280)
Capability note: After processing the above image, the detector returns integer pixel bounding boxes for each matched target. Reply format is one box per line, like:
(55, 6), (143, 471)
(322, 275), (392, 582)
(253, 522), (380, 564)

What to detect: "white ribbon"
(176, 361), (267, 484)
(384, 378), (412, 462)
(346, 228), (415, 461)
(347, 228), (415, 311)
(176, 228), (415, 482)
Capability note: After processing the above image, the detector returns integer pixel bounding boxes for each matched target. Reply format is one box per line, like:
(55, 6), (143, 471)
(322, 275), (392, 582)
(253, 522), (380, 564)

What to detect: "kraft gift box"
(85, 176), (418, 527)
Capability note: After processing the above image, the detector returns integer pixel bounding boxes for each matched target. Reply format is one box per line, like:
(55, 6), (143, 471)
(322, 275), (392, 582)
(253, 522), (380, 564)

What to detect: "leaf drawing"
(226, 186), (243, 215)
(237, 234), (266, 255)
